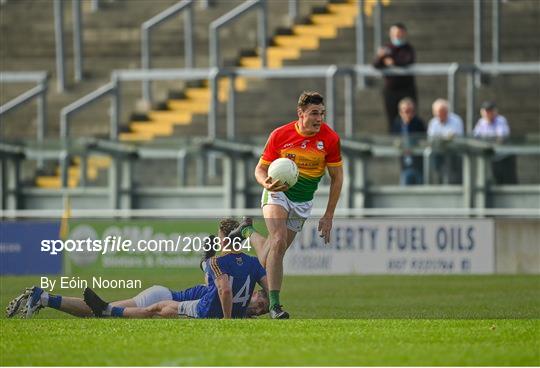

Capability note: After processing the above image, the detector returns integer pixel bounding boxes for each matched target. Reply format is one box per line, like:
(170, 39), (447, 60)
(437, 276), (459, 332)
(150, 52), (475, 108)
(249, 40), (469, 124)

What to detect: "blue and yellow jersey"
(197, 252), (266, 318)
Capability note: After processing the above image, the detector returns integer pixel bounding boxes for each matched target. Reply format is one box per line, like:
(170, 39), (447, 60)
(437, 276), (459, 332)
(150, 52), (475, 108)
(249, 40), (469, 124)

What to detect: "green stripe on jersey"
(285, 175), (321, 202)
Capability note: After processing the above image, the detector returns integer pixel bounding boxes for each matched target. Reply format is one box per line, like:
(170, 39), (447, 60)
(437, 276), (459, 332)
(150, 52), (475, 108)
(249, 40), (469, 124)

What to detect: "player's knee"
(269, 233), (287, 250)
(143, 305), (158, 317)
(157, 302), (178, 318)
(269, 240), (287, 256)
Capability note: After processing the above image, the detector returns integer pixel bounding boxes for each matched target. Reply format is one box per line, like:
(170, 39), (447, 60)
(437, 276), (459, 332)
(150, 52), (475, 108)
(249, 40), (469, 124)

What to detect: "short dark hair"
(392, 23), (407, 31)
(298, 91), (324, 110)
(219, 218), (239, 237)
(399, 97), (416, 110)
(481, 101), (497, 111)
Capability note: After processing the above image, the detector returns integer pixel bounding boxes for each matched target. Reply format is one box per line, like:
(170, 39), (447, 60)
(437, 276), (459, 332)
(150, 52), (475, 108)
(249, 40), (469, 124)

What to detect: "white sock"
(40, 292), (50, 307)
(103, 304), (113, 316)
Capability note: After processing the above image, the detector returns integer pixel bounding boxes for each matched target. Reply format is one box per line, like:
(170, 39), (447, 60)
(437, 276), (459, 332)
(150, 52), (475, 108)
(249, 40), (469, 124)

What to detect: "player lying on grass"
(84, 220), (268, 319)
(6, 219), (269, 319)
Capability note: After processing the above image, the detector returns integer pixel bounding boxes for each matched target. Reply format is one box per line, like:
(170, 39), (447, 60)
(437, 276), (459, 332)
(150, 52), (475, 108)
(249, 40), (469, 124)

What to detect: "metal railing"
(222, 65), (357, 138)
(288, 0), (298, 25)
(56, 61), (540, 143)
(2, 137), (539, 215)
(53, 0), (66, 92)
(356, 0), (506, 88)
(2, 207), (539, 219)
(209, 0), (267, 68)
(60, 82), (117, 140)
(72, 0), (84, 83)
(0, 72), (49, 144)
(91, 0), (99, 12)
(42, 0), (512, 97)
(141, 0), (195, 103)
(356, 0), (366, 88)
(373, 0), (383, 55)
(474, 0), (502, 66)
(53, 0), (85, 92)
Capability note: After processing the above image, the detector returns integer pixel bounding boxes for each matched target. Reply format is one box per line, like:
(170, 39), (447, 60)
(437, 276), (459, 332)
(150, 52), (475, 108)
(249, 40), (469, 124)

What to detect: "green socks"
(269, 290), (280, 309)
(241, 225), (254, 239)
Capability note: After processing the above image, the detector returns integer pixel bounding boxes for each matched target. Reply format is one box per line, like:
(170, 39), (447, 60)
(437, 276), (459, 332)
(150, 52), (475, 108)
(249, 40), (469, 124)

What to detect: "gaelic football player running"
(230, 91), (344, 319)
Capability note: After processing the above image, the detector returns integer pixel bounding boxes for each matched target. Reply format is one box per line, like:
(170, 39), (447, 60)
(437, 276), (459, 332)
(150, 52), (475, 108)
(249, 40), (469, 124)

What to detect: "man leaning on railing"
(427, 98), (464, 185)
(474, 101), (517, 184)
(391, 98), (426, 186)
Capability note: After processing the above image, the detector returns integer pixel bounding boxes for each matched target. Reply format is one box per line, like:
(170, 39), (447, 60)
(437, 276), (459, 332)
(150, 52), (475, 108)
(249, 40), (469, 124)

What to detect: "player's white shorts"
(178, 300), (199, 318)
(261, 189), (313, 232)
(132, 285), (172, 307)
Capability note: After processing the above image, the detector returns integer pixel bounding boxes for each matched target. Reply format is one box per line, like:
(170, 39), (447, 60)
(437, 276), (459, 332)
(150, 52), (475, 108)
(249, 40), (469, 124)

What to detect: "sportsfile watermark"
(41, 236), (251, 255)
(5, 217), (497, 275)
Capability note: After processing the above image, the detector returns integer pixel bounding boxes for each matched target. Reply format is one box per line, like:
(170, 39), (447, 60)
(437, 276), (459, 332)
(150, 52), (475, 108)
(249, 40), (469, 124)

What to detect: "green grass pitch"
(1, 271), (539, 366)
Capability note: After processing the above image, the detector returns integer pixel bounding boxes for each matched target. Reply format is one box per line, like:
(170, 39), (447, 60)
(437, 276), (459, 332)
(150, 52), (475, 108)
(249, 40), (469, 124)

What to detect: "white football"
(268, 158), (299, 188)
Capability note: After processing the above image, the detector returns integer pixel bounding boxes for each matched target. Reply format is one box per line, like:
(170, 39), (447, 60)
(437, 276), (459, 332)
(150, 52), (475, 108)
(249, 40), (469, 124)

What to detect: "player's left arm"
(319, 164), (343, 244)
(215, 273), (233, 319)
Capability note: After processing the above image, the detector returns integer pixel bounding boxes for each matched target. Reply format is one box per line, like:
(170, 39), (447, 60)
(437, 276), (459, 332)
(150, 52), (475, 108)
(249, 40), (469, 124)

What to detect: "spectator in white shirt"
(427, 99), (464, 184)
(474, 101), (516, 184)
(428, 99), (464, 139)
(473, 101), (510, 140)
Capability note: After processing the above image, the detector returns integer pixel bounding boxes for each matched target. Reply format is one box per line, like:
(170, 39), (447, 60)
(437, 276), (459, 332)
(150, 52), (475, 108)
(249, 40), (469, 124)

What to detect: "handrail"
(116, 68), (211, 81)
(72, 0), (84, 83)
(3, 207), (540, 219)
(476, 62), (540, 74)
(53, 0), (86, 91)
(58, 62), (540, 144)
(141, 0), (194, 102)
(3, 137), (539, 215)
(354, 0), (505, 86)
(60, 82), (115, 139)
(0, 71), (49, 144)
(209, 0), (267, 68)
(288, 0), (298, 25)
(54, 0), (66, 92)
(0, 85), (45, 115)
(0, 71), (48, 83)
(356, 0), (366, 88)
(0, 142), (25, 157)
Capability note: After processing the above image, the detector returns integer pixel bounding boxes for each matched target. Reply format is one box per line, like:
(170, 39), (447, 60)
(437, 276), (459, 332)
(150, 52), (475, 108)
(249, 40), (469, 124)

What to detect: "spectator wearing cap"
(473, 101), (510, 140)
(474, 101), (516, 184)
(391, 98), (426, 185)
(427, 98), (464, 184)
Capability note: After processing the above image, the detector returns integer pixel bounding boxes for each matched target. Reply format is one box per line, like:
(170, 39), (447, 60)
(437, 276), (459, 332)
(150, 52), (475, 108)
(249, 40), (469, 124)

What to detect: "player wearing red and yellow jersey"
(233, 91), (344, 319)
(259, 118), (342, 203)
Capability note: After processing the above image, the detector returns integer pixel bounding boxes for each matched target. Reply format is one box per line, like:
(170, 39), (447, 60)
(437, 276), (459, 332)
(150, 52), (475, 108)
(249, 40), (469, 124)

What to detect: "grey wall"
(495, 219), (540, 274)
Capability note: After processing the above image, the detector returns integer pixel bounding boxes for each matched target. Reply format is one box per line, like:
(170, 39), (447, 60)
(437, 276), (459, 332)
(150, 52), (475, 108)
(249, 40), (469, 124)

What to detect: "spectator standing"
(373, 23), (417, 132)
(391, 98), (426, 185)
